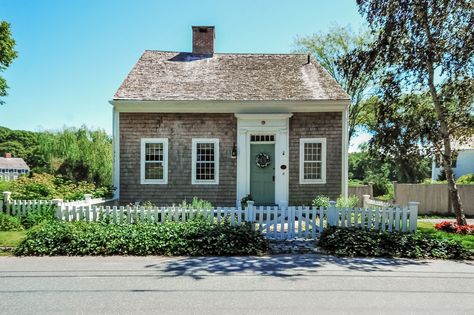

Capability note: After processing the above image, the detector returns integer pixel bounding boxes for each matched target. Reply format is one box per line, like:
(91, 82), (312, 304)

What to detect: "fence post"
(327, 200), (337, 227)
(83, 194), (92, 204)
(392, 181), (398, 203)
(362, 195), (370, 208)
(247, 201), (255, 223)
(408, 201), (419, 232)
(3, 191), (12, 215)
(52, 198), (63, 219)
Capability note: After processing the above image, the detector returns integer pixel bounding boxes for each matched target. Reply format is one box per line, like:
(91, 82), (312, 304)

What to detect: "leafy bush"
(179, 197), (213, 209)
(14, 219), (268, 256)
(312, 195), (330, 208)
(336, 195), (360, 208)
(10, 173), (113, 200)
(20, 205), (56, 229)
(456, 173), (474, 184)
(435, 221), (474, 235)
(0, 213), (24, 231)
(319, 226), (472, 259)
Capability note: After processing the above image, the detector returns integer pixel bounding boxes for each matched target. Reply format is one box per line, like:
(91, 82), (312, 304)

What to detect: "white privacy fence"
(1, 194), (419, 239)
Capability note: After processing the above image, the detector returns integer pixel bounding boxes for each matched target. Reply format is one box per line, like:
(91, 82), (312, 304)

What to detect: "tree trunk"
(422, 7), (467, 226)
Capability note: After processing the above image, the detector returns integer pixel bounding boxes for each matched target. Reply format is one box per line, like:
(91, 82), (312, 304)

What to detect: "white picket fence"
(0, 197), (419, 239)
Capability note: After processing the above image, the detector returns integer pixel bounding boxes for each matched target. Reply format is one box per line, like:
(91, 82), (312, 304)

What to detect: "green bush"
(336, 195), (360, 208)
(178, 197), (213, 209)
(0, 213), (24, 231)
(10, 173), (113, 200)
(14, 219), (268, 256)
(456, 173), (474, 184)
(312, 195), (330, 208)
(319, 226), (472, 259)
(20, 205), (56, 229)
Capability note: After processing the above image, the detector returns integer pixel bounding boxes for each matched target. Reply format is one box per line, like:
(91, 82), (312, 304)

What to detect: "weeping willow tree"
(36, 126), (112, 187)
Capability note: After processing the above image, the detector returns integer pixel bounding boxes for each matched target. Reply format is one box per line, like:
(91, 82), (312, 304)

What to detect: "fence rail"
(1, 198), (419, 239)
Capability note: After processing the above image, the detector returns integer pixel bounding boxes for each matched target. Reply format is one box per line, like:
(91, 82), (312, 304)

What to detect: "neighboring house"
(111, 26), (350, 207)
(0, 153), (30, 181)
(432, 136), (474, 180)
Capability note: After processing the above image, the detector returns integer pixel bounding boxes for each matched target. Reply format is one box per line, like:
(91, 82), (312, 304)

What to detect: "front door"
(250, 143), (275, 204)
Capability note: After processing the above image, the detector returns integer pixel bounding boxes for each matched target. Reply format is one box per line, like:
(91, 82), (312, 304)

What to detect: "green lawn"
(0, 231), (27, 247)
(417, 221), (474, 250)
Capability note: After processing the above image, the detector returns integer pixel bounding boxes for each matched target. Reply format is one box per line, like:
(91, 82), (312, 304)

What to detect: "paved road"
(0, 255), (473, 315)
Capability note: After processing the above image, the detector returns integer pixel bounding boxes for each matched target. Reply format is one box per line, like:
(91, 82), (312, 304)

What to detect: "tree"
(0, 21), (18, 105)
(294, 25), (376, 140)
(342, 0), (474, 225)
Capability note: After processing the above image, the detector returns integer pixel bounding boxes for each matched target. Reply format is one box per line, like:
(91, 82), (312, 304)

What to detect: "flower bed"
(435, 221), (474, 235)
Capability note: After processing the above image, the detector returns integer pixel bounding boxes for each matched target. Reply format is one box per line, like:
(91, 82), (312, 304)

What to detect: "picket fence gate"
(0, 199), (419, 239)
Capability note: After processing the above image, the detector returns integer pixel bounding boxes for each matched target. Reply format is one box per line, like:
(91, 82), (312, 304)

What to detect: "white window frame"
(299, 138), (327, 184)
(192, 138), (219, 185)
(140, 138), (168, 184)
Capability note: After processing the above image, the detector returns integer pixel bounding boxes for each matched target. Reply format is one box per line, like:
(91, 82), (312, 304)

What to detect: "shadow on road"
(145, 254), (429, 280)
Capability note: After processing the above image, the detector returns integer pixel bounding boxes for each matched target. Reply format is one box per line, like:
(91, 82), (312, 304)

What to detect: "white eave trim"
(109, 100), (350, 113)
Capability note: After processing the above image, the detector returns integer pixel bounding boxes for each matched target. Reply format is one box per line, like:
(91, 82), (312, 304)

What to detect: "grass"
(417, 221), (474, 250)
(0, 230), (27, 247)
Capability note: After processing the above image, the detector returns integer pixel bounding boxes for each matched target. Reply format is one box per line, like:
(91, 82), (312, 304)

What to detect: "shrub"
(179, 197), (213, 209)
(20, 205), (56, 229)
(312, 195), (330, 208)
(336, 195), (360, 208)
(10, 173), (113, 200)
(319, 226), (472, 259)
(14, 219), (268, 256)
(435, 221), (474, 235)
(456, 173), (474, 184)
(0, 213), (24, 231)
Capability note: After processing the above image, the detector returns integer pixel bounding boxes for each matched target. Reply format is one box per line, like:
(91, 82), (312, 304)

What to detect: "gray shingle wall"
(289, 112), (342, 205)
(119, 113), (237, 206)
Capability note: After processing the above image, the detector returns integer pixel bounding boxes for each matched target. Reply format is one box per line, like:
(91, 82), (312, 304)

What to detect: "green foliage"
(312, 195), (330, 208)
(294, 25), (376, 139)
(0, 21), (18, 105)
(0, 213), (23, 231)
(456, 174), (474, 184)
(179, 197), (213, 209)
(336, 195), (360, 208)
(19, 205), (56, 229)
(319, 227), (472, 260)
(14, 220), (269, 256)
(10, 173), (112, 200)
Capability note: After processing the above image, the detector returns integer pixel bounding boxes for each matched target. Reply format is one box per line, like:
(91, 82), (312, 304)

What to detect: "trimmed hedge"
(319, 226), (472, 260)
(14, 220), (268, 256)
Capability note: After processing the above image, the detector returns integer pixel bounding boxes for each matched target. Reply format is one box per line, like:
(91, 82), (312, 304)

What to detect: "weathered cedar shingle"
(114, 51), (349, 101)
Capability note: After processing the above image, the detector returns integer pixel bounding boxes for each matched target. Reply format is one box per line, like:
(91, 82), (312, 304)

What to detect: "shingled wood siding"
(289, 112), (342, 204)
(119, 113), (237, 206)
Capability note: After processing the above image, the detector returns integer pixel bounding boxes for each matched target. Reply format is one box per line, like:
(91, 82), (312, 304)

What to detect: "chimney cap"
(4, 152), (12, 158)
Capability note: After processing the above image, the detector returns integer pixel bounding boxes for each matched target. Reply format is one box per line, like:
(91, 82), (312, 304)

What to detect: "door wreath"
(256, 153), (271, 168)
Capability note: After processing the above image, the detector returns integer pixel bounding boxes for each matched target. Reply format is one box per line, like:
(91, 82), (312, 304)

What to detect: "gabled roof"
(0, 157), (29, 170)
(113, 51), (349, 102)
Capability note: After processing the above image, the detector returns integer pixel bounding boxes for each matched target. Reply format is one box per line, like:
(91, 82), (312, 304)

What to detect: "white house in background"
(432, 137), (474, 180)
(0, 153), (30, 181)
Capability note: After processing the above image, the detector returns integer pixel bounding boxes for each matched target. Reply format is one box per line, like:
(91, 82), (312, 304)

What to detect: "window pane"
(145, 163), (163, 180)
(145, 143), (163, 162)
(195, 142), (216, 181)
(304, 162), (321, 180)
(304, 143), (321, 162)
(196, 162), (215, 180)
(197, 143), (214, 162)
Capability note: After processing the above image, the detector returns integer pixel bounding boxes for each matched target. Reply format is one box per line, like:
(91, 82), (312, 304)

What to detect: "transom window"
(192, 139), (219, 184)
(140, 138), (168, 184)
(299, 138), (326, 184)
(250, 135), (275, 142)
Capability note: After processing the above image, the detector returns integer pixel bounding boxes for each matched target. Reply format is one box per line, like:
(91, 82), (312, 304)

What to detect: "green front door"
(250, 143), (275, 205)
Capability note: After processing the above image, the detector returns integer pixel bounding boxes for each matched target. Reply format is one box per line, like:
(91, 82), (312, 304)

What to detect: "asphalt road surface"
(1, 255), (473, 315)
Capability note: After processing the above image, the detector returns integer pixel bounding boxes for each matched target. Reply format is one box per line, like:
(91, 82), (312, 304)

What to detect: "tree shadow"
(145, 254), (430, 280)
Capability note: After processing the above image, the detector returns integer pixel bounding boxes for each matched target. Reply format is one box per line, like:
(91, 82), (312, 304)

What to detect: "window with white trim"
(192, 138), (219, 184)
(140, 138), (168, 184)
(299, 138), (326, 184)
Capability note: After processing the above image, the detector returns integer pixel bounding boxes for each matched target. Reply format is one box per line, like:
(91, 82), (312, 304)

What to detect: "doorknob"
(272, 175), (275, 182)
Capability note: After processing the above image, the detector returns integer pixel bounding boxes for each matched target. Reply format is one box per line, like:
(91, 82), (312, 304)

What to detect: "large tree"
(342, 0), (474, 225)
(294, 25), (376, 140)
(0, 21), (17, 105)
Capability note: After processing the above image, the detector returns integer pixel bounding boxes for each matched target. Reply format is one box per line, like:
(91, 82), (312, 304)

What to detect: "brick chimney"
(4, 152), (12, 158)
(192, 26), (214, 55)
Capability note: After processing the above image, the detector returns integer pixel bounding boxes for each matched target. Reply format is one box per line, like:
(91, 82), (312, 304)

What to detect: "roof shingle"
(114, 51), (349, 101)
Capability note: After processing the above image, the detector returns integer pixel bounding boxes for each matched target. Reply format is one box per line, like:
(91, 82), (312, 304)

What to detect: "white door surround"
(235, 113), (292, 208)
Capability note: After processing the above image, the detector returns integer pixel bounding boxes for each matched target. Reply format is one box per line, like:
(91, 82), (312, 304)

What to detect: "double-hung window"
(299, 138), (326, 184)
(192, 138), (219, 184)
(140, 138), (168, 184)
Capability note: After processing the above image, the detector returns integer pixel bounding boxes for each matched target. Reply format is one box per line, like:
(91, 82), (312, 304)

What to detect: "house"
(0, 153), (30, 181)
(432, 136), (474, 180)
(110, 26), (350, 207)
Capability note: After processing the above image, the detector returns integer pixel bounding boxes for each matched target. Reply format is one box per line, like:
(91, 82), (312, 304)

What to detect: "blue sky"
(1, 0), (365, 141)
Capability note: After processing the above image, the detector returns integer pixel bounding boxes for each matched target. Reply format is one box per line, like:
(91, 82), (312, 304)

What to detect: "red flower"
(435, 221), (474, 235)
